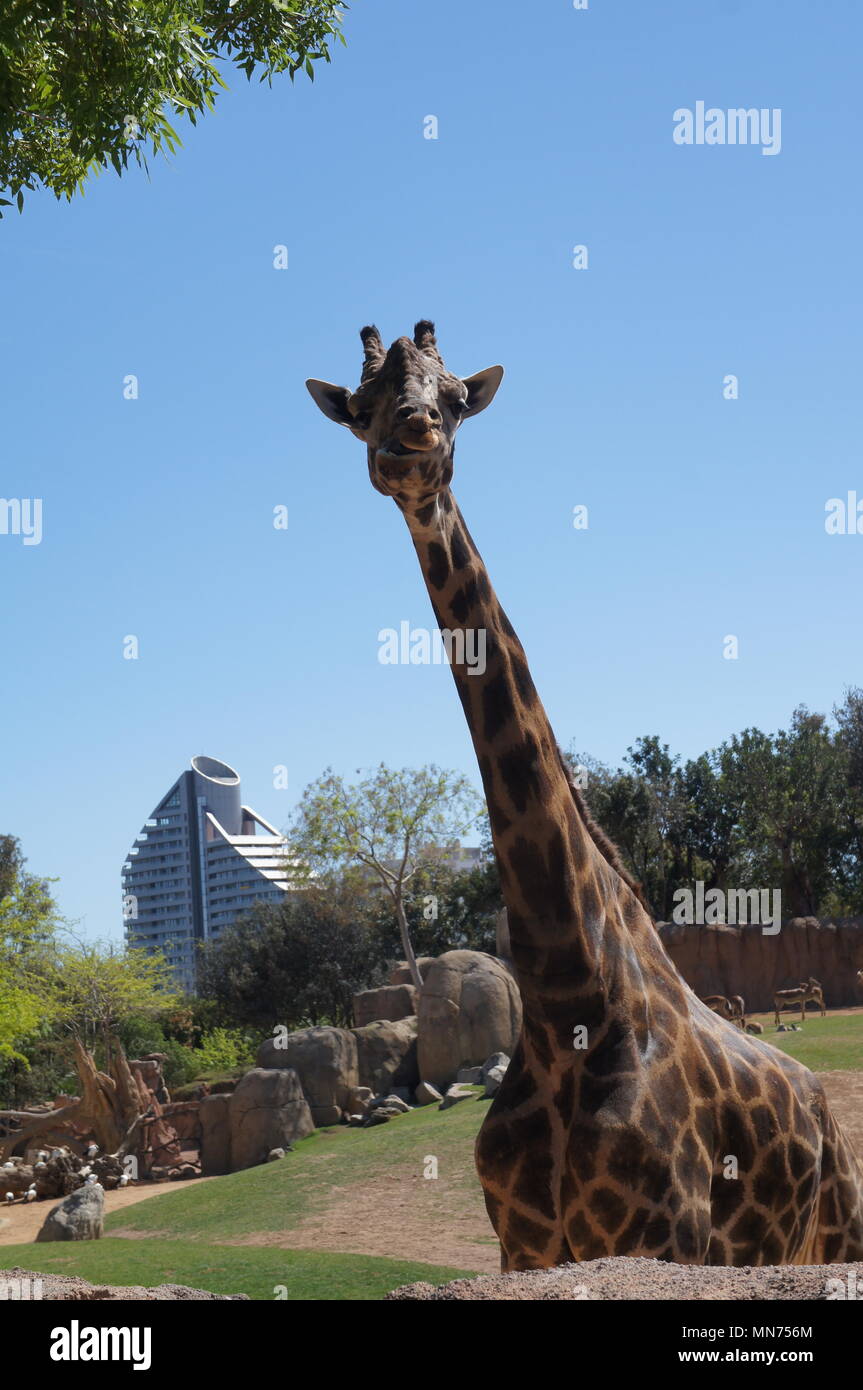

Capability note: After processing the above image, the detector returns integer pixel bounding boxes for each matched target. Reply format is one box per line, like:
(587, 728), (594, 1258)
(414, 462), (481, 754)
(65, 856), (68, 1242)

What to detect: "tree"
(0, 835), (62, 1063)
(196, 875), (390, 1029)
(0, 1), (347, 213)
(723, 711), (847, 918)
(833, 686), (863, 910)
(47, 938), (181, 1058)
(288, 764), (482, 988)
(568, 741), (690, 919)
(364, 851), (502, 959)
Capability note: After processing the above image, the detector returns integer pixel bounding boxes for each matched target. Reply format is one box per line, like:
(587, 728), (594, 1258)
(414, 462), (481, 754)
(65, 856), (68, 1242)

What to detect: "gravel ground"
(387, 1256), (860, 1301)
(0, 1266), (246, 1301)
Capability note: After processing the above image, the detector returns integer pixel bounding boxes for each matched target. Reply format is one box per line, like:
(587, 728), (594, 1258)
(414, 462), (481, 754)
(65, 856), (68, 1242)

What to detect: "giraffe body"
(307, 322), (863, 1270)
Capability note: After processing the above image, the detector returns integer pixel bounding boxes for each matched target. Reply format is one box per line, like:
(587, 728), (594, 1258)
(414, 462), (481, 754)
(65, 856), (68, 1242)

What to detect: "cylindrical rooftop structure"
(191, 755), (242, 835)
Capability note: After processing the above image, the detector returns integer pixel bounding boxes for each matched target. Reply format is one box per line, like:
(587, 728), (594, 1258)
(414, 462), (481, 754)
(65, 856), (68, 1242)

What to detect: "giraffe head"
(306, 321), (503, 506)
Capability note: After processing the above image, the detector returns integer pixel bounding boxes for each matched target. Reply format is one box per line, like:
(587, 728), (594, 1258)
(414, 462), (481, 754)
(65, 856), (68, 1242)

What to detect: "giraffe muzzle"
(397, 429), (440, 452)
(380, 430), (441, 458)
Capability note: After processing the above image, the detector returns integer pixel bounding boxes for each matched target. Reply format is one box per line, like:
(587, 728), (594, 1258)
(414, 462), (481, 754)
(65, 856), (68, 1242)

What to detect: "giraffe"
(306, 321), (863, 1270)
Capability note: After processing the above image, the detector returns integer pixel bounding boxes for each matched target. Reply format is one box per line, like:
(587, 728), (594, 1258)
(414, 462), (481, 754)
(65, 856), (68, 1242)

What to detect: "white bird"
(34, 1161), (46, 1171)
(24, 1188), (36, 1203)
(85, 1143), (98, 1160)
(84, 1174), (100, 1186)
(118, 1173), (130, 1187)
(2, 1162), (15, 1172)
(4, 1192), (14, 1204)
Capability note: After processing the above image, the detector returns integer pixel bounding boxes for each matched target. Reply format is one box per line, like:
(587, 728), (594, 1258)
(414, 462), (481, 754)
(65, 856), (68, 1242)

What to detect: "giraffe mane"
(557, 746), (653, 917)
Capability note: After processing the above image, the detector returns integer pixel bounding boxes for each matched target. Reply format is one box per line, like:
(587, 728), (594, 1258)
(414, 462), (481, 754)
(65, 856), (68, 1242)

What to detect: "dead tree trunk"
(0, 1038), (150, 1161)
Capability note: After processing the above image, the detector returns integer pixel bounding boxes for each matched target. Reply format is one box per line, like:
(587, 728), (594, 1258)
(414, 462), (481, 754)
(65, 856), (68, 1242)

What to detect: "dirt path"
(819, 1070), (863, 1158)
(223, 1171), (501, 1273)
(0, 1179), (217, 1247)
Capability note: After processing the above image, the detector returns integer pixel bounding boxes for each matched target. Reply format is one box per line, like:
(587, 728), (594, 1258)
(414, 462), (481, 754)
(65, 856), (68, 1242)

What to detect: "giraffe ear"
(306, 379), (354, 427)
(461, 365), (504, 418)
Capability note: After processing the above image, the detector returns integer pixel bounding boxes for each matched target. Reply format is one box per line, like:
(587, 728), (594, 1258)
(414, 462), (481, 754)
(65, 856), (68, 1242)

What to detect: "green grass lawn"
(0, 1238), (469, 1301)
(103, 1086), (489, 1244)
(746, 1008), (863, 1070)
(1, 1091), (491, 1300)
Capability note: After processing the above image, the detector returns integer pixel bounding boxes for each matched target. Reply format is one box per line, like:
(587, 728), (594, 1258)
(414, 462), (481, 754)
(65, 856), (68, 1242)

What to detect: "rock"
(1, 1164), (35, 1197)
(370, 1095), (411, 1113)
(386, 1256), (863, 1301)
(415, 1081), (443, 1106)
(347, 1114), (365, 1127)
(353, 983), (418, 1029)
(229, 1069), (313, 1171)
(417, 951), (522, 1090)
(363, 1109), (393, 1127)
(162, 1100), (201, 1144)
(36, 1184), (104, 1242)
(169, 1164), (198, 1181)
(345, 1085), (374, 1115)
(440, 1084), (474, 1111)
(314, 1106), (343, 1127)
(657, 916), (863, 1012)
(267, 1148), (286, 1162)
(257, 1026), (358, 1127)
(350, 1017), (419, 1095)
(483, 1065), (507, 1098)
(130, 1055), (170, 1105)
(482, 1051), (511, 1079)
(200, 1093), (232, 1176)
(745, 1022), (763, 1034)
(457, 1066), (483, 1085)
(0, 1266), (247, 1301)
(387, 958), (437, 987)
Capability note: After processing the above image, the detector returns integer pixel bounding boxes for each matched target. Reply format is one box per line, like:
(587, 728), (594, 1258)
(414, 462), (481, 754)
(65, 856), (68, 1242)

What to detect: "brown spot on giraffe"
(306, 321), (863, 1270)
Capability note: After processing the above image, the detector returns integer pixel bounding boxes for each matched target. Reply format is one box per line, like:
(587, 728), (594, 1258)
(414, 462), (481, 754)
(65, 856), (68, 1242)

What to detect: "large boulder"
(229, 1069), (313, 1171)
(353, 983), (418, 1029)
(257, 1026), (358, 1126)
(200, 1093), (232, 1176)
(417, 951), (521, 1090)
(161, 1100), (201, 1144)
(387, 958), (436, 986)
(350, 1018), (419, 1095)
(36, 1184), (104, 1242)
(415, 1081), (443, 1106)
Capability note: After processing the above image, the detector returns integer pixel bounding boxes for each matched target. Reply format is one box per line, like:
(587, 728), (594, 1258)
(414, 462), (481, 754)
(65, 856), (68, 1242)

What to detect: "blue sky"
(2, 0), (861, 942)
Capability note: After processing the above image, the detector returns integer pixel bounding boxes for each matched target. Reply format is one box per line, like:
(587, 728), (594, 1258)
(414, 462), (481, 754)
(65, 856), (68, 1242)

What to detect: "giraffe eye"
(451, 398), (467, 415)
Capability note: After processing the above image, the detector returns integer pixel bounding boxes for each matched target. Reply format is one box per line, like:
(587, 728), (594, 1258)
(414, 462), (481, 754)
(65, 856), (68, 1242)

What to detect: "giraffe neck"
(402, 489), (650, 1002)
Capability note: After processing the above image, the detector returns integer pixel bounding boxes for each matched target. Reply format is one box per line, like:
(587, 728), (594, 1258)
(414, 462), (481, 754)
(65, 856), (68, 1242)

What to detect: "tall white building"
(122, 756), (294, 992)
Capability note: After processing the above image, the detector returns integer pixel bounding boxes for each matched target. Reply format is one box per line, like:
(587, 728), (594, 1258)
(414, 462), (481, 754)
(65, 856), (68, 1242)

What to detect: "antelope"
(773, 976), (826, 1026)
